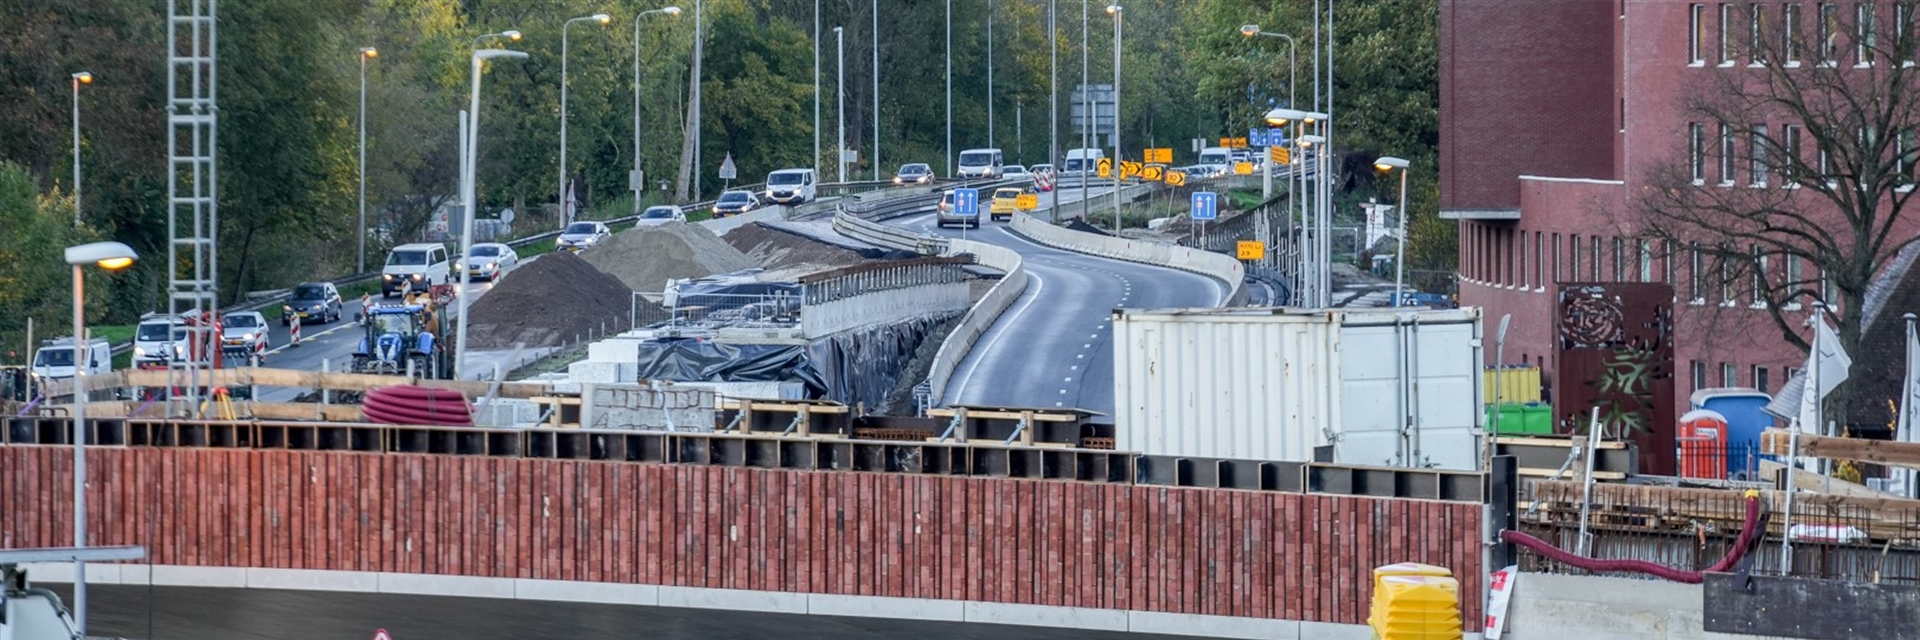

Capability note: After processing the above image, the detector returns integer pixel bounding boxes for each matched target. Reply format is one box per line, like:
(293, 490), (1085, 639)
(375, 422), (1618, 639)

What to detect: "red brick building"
(1441, 0), (1919, 433)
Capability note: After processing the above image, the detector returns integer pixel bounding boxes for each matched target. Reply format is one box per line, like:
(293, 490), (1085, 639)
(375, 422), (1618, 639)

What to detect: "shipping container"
(1112, 307), (1485, 470)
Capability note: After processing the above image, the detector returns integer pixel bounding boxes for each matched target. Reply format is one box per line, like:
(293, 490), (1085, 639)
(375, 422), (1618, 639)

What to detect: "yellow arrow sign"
(1141, 165), (1165, 182)
(1120, 161), (1143, 179)
(1166, 171), (1186, 187)
(1096, 157), (1113, 178)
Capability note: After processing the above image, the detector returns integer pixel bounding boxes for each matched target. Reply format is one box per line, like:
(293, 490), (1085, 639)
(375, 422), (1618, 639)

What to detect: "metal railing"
(631, 291), (802, 332)
(797, 257), (972, 305)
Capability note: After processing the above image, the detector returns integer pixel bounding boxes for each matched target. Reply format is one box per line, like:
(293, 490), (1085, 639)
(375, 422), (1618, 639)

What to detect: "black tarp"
(805, 315), (953, 410)
(633, 338), (827, 395)
(632, 313), (956, 409)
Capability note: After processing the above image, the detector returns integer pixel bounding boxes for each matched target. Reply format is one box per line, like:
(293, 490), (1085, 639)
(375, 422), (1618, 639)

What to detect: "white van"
(1062, 148), (1105, 176)
(32, 337), (112, 383)
(764, 168), (818, 205)
(133, 313), (189, 368)
(957, 148), (1004, 179)
(382, 242), (451, 297)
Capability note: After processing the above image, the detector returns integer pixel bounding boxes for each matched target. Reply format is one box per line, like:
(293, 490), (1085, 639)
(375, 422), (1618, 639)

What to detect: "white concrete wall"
(925, 240), (1027, 407)
(1502, 573), (1793, 640)
(800, 281), (971, 338)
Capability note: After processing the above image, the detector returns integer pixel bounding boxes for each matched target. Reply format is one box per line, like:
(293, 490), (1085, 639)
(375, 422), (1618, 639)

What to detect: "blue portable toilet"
(1690, 387), (1776, 480)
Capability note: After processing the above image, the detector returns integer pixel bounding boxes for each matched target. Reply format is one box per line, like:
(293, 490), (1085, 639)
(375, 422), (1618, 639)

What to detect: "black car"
(711, 190), (760, 217)
(283, 281), (343, 326)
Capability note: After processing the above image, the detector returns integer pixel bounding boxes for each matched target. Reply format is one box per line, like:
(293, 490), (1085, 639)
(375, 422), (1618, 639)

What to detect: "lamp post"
(1375, 156), (1412, 306)
(456, 40), (529, 381)
(1243, 25), (1297, 203)
(835, 26), (846, 184)
(988, 0), (995, 149)
(632, 7), (682, 213)
(1264, 108), (1304, 274)
(1080, 0), (1088, 222)
(63, 240), (139, 636)
(70, 72), (92, 226)
(945, 0), (952, 177)
(562, 14), (611, 224)
(1299, 134), (1325, 307)
(1307, 112), (1331, 306)
(356, 50), (375, 273)
(814, 0), (821, 180)
(1105, 4), (1121, 231)
(872, 0), (880, 181)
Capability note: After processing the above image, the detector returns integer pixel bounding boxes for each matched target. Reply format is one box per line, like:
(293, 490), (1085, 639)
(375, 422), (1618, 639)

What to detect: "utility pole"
(987, 0), (995, 149)
(872, 0), (880, 181)
(946, 0), (953, 177)
(814, 0), (820, 180)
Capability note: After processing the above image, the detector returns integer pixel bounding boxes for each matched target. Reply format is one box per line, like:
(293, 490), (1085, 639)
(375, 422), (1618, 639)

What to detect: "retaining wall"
(0, 447), (1483, 631)
(1500, 573), (1791, 640)
(1010, 212), (1248, 306)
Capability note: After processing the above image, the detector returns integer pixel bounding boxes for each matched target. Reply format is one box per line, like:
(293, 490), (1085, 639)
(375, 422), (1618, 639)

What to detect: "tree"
(1627, 8), (1920, 414)
(0, 162), (109, 363)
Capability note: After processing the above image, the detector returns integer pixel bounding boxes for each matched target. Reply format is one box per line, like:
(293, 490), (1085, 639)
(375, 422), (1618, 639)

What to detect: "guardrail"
(1010, 209), (1249, 306)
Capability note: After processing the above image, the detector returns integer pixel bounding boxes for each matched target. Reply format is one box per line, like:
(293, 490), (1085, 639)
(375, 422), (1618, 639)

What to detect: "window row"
(1686, 120), (1918, 187)
(1689, 361), (1787, 394)
(1459, 226), (1831, 309)
(1690, 2), (1919, 67)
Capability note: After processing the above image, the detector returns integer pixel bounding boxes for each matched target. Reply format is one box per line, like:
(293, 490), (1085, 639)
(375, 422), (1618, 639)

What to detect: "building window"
(1785, 253), (1804, 308)
(1591, 236), (1602, 280)
(1570, 234), (1581, 281)
(1785, 2), (1804, 64)
(1520, 231), (1529, 289)
(1898, 2), (1916, 65)
(1820, 3), (1840, 64)
(1536, 231), (1545, 288)
(1819, 139), (1832, 180)
(1781, 123), (1803, 184)
(1721, 3), (1738, 63)
(1692, 360), (1709, 391)
(1612, 237), (1625, 281)
(1721, 249), (1737, 305)
(1750, 3), (1767, 63)
(1722, 362), (1737, 386)
(1858, 2), (1876, 66)
(1720, 122), (1737, 184)
(1751, 123), (1769, 186)
(1754, 365), (1770, 393)
(1553, 233), (1563, 285)
(1666, 241), (1679, 284)
(1693, 4), (1710, 63)
(1690, 244), (1705, 303)
(1752, 245), (1769, 306)
(1899, 128), (1917, 186)
(1640, 240), (1654, 282)
(1691, 123), (1708, 183)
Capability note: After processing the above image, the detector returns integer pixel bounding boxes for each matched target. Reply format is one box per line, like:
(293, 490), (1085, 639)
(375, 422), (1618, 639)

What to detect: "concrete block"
(586, 338), (647, 363)
(567, 361), (636, 384)
(806, 594), (964, 622)
(656, 586), (808, 614)
(1126, 610), (1302, 639)
(246, 568), (379, 592)
(1296, 621), (1375, 640)
(962, 601), (1128, 632)
(18, 562), (76, 583)
(377, 572), (515, 599)
(151, 565), (247, 587)
(515, 579), (658, 606)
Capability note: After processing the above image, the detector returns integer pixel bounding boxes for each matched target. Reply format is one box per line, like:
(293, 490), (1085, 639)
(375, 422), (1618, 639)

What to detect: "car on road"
(31, 337), (111, 383)
(712, 190), (760, 217)
(222, 311), (270, 365)
(457, 242), (519, 282)
(1002, 165), (1029, 179)
(133, 314), (188, 368)
(989, 186), (1038, 222)
(382, 243), (452, 296)
(763, 168), (818, 205)
(555, 221), (611, 253)
(634, 205), (686, 227)
(935, 190), (980, 229)
(893, 163), (934, 185)
(284, 281), (344, 325)
(957, 148), (1004, 179)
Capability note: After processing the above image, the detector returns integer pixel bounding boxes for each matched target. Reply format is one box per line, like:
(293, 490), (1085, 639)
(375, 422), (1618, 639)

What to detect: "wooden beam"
(1495, 435), (1629, 450)
(1760, 428), (1920, 470)
(925, 408), (1080, 422)
(43, 367), (550, 399)
(1530, 479), (1920, 516)
(66, 399), (363, 422)
(1757, 460), (1906, 500)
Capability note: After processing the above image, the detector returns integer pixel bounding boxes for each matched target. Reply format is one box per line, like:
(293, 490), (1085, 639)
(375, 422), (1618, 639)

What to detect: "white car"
(1002, 165), (1030, 178)
(133, 314), (188, 369)
(458, 242), (520, 281)
(555, 221), (611, 252)
(635, 205), (687, 227)
(221, 311), (271, 365)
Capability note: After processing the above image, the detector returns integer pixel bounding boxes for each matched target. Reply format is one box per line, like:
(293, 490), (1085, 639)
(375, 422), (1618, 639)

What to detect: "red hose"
(362, 385), (473, 427)
(1501, 492), (1763, 584)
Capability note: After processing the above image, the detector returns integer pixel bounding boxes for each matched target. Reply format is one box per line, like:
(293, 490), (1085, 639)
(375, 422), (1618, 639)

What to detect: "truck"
(352, 285), (456, 379)
(1062, 148), (1105, 176)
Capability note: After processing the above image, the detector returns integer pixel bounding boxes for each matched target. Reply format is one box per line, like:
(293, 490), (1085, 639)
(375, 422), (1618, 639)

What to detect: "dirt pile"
(582, 222), (758, 293)
(723, 222), (913, 272)
(466, 252), (658, 349)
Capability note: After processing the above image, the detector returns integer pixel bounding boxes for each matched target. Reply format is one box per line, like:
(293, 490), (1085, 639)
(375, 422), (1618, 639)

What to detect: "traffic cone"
(289, 317), (302, 348)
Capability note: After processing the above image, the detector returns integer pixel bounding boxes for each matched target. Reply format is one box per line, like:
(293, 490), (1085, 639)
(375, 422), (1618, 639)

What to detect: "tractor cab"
(352, 304), (450, 378)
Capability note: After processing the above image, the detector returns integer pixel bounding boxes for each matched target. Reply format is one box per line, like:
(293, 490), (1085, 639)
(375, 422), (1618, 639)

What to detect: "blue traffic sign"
(954, 188), (980, 217)
(1248, 127), (1287, 148)
(1191, 191), (1218, 221)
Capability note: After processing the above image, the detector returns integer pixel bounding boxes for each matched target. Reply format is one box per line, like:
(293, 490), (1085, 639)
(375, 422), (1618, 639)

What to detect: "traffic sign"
(1120, 161), (1143, 179)
(1016, 193), (1039, 209)
(1141, 165), (1165, 182)
(1218, 137), (1249, 148)
(1096, 157), (1113, 178)
(1191, 191), (1218, 221)
(1144, 148), (1173, 164)
(372, 629), (393, 640)
(1233, 162), (1254, 175)
(1237, 240), (1266, 261)
(718, 153), (738, 180)
(1271, 147), (1291, 165)
(1165, 170), (1187, 187)
(1249, 127), (1286, 147)
(954, 188), (980, 217)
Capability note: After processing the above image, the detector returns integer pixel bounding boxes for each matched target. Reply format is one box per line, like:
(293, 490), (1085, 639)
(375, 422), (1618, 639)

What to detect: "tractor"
(352, 303), (453, 379)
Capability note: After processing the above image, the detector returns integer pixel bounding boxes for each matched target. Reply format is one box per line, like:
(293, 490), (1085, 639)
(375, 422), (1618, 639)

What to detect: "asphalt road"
(890, 185), (1227, 416)
(244, 276), (499, 402)
(63, 585), (1192, 640)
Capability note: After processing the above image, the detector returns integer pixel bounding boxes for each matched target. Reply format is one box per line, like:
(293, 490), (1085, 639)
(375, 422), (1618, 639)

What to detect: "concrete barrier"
(1501, 572), (1786, 640)
(1009, 211), (1247, 306)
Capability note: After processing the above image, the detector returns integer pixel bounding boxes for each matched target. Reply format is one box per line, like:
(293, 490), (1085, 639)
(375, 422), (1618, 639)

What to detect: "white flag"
(1896, 320), (1920, 497)
(1794, 315), (1851, 435)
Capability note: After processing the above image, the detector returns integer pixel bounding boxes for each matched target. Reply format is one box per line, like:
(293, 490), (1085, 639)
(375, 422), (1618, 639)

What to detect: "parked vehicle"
(354, 288), (456, 379)
(634, 205), (686, 227)
(554, 221), (611, 253)
(382, 243), (452, 297)
(31, 337), (112, 384)
(284, 281), (343, 324)
(763, 168), (818, 205)
(457, 242), (520, 282)
(712, 190), (760, 217)
(957, 148), (1004, 179)
(1002, 164), (1029, 178)
(222, 311), (271, 365)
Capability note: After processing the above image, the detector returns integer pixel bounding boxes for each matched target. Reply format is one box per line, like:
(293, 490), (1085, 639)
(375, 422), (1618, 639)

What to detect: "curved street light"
(71, 72), (93, 226)
(456, 45), (531, 380)
(1374, 156), (1413, 306)
(62, 240), (137, 636)
(561, 13), (613, 225)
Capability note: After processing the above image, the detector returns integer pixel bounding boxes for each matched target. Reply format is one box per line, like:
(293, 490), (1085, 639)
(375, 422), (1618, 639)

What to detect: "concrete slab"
(150, 565), (247, 588)
(515, 579), (658, 606)
(807, 593), (965, 622)
(656, 585), (809, 614)
(1125, 610), (1302, 639)
(962, 601), (1129, 632)
(376, 572), (515, 599)
(247, 568), (381, 592)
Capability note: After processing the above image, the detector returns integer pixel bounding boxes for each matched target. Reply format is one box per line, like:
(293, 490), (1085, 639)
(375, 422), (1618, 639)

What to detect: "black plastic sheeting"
(632, 313), (955, 409)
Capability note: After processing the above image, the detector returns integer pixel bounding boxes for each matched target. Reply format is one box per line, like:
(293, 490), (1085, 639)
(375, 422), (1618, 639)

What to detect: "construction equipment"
(352, 285), (456, 379)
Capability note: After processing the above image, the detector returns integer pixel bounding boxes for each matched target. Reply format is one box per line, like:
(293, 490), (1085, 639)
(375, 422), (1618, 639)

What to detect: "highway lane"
(63, 585), (1191, 640)
(241, 277), (499, 402)
(889, 185), (1227, 416)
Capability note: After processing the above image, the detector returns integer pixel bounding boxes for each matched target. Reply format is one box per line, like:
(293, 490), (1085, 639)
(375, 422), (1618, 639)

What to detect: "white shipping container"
(1112, 307), (1485, 470)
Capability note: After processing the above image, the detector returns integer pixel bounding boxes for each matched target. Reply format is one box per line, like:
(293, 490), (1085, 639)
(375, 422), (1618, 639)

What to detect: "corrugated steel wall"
(0, 447), (1482, 627)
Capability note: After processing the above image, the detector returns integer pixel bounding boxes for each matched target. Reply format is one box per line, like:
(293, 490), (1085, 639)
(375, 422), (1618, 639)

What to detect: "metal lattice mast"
(167, 0), (218, 416)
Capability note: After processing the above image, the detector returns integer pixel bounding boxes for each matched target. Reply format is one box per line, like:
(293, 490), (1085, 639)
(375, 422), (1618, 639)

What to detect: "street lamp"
(1263, 108), (1306, 274)
(1305, 112), (1331, 307)
(357, 49), (376, 274)
(561, 13), (612, 225)
(632, 7), (682, 213)
(1106, 4), (1121, 231)
(1298, 134), (1325, 307)
(71, 72), (92, 226)
(835, 26), (846, 184)
(1375, 156), (1412, 306)
(473, 29), (522, 47)
(62, 240), (138, 636)
(456, 45), (530, 380)
(1240, 25), (1296, 112)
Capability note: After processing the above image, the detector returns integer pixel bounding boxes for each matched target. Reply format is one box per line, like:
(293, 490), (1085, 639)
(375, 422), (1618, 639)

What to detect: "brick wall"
(0, 447), (1483, 628)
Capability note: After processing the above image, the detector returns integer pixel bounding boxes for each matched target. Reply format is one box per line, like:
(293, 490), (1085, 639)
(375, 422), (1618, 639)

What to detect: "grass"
(91, 325), (135, 345)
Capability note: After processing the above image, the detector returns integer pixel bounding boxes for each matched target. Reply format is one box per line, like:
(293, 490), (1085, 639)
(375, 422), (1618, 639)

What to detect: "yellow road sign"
(1141, 165), (1165, 182)
(1165, 171), (1187, 187)
(1016, 193), (1039, 209)
(1144, 148), (1173, 164)
(1233, 161), (1254, 175)
(1120, 161), (1143, 179)
(1237, 241), (1266, 261)
(1271, 147), (1291, 164)
(1097, 157), (1113, 178)
(1219, 137), (1249, 148)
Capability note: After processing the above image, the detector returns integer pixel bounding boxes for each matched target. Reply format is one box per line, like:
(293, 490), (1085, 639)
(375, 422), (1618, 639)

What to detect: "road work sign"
(1144, 148), (1172, 163)
(1120, 161), (1142, 179)
(1271, 147), (1291, 164)
(1233, 162), (1254, 175)
(1016, 193), (1040, 209)
(1237, 241), (1266, 261)
(1165, 170), (1187, 187)
(1141, 165), (1164, 182)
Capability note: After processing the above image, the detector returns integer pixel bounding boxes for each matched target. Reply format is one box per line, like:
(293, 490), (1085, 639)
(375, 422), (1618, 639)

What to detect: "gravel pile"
(723, 222), (914, 272)
(583, 222), (758, 293)
(466, 252), (656, 349)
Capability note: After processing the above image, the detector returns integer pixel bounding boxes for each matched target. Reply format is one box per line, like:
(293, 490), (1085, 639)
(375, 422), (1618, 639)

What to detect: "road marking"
(1070, 365), (1078, 370)
(1059, 389), (1067, 394)
(952, 269), (1047, 400)
(1064, 377), (1072, 382)
(264, 323), (356, 356)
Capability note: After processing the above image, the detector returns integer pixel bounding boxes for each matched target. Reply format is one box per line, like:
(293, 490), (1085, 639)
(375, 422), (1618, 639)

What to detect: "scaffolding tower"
(167, 0), (218, 416)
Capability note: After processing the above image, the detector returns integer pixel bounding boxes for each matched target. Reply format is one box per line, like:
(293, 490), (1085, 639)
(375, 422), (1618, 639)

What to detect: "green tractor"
(351, 304), (453, 379)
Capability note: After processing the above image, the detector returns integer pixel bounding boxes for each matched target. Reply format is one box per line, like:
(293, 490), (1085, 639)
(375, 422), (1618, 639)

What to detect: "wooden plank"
(1757, 460), (1906, 500)
(925, 408), (1081, 422)
(1496, 435), (1630, 450)
(46, 367), (550, 398)
(1517, 467), (1627, 480)
(1761, 428), (1920, 470)
(1531, 479), (1920, 515)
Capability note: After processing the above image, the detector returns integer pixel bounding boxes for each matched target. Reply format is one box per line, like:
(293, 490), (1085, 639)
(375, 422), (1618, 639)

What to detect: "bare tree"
(1628, 4), (1919, 382)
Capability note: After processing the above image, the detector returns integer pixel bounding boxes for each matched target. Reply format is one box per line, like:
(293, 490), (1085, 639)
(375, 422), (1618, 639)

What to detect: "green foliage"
(0, 162), (110, 364)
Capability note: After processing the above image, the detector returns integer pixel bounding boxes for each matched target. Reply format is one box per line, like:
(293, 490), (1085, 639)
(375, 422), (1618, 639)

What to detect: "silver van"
(382, 243), (451, 297)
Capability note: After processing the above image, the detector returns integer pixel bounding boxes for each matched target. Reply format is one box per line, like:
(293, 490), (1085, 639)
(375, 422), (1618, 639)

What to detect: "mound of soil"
(723, 222), (912, 271)
(466, 252), (658, 349)
(582, 222), (757, 292)
(1063, 219), (1112, 237)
